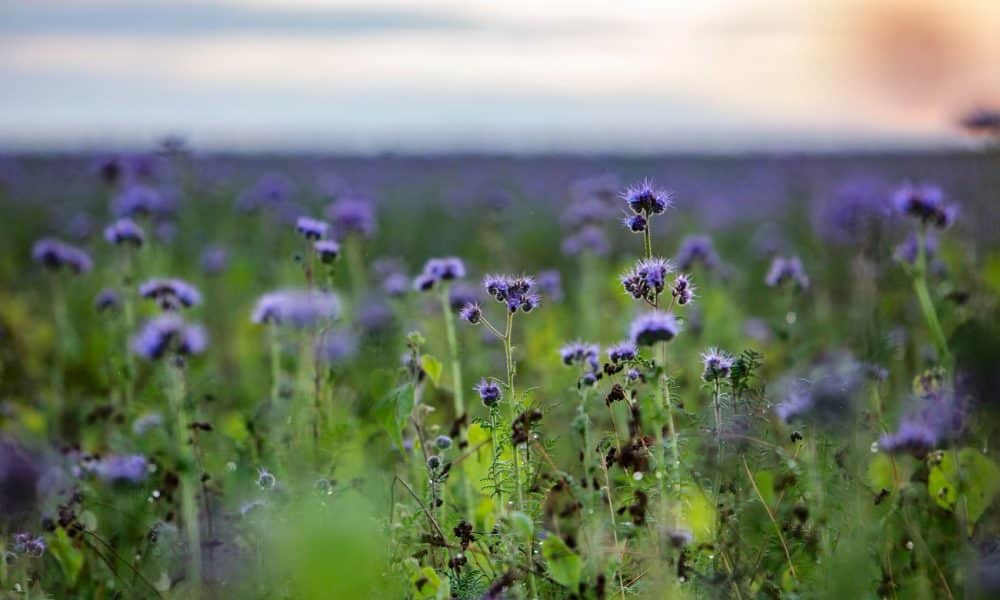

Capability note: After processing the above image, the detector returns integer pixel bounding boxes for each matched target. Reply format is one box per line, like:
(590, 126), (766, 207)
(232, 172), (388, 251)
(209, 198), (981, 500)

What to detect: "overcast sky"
(1, 0), (997, 152)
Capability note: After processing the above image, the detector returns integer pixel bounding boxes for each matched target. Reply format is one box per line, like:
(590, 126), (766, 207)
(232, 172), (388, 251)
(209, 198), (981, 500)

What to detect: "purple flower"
(94, 288), (121, 313)
(325, 197), (376, 238)
(414, 257), (466, 291)
(103, 218), (145, 247)
(561, 225), (610, 256)
(536, 269), (564, 302)
(449, 282), (478, 311)
(622, 213), (647, 233)
(621, 179), (672, 215)
(314, 329), (358, 365)
(296, 216), (330, 240)
(560, 341), (600, 367)
(561, 199), (616, 230)
(893, 232), (938, 265)
(32, 238), (93, 274)
(607, 342), (637, 364)
(474, 378), (502, 407)
(139, 278), (202, 310)
(629, 312), (681, 346)
(459, 302), (482, 324)
(701, 348), (733, 381)
(132, 314), (208, 359)
(773, 358), (864, 426)
(236, 173), (294, 212)
(251, 289), (341, 328)
(880, 391), (965, 456)
(90, 454), (148, 484)
(314, 239), (340, 263)
(675, 235), (721, 271)
(112, 184), (172, 218)
(621, 257), (674, 302)
(893, 183), (957, 229)
(12, 533), (46, 557)
(813, 177), (890, 245)
(1, 441), (40, 524)
(481, 274), (538, 314)
(200, 244), (229, 276)
(382, 272), (410, 297)
(671, 273), (695, 306)
(765, 256), (809, 289)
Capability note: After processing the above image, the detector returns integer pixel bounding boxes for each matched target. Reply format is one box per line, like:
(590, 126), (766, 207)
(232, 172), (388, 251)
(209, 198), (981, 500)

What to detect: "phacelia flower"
(560, 341), (600, 367)
(773, 358), (864, 427)
(629, 312), (681, 346)
(622, 214), (647, 233)
(32, 238), (93, 274)
(561, 225), (610, 257)
(382, 272), (410, 297)
(295, 216), (329, 240)
(314, 328), (358, 365)
(314, 239), (340, 263)
(236, 173), (294, 213)
(132, 314), (208, 359)
(90, 454), (149, 484)
(671, 273), (695, 305)
(813, 177), (891, 245)
(459, 302), (482, 324)
(893, 232), (938, 266)
(621, 179), (672, 215)
(94, 288), (121, 313)
(880, 390), (965, 457)
(607, 342), (637, 364)
(675, 235), (721, 271)
(621, 257), (674, 302)
(474, 379), (502, 407)
(435, 435), (453, 450)
(449, 282), (478, 311)
(536, 269), (564, 302)
(325, 197), (376, 238)
(414, 257), (466, 291)
(481, 274), (538, 314)
(112, 184), (172, 218)
(12, 534), (46, 558)
(251, 289), (341, 328)
(893, 183), (957, 229)
(200, 244), (229, 276)
(103, 218), (145, 246)
(765, 256), (809, 289)
(139, 278), (202, 310)
(701, 348), (733, 382)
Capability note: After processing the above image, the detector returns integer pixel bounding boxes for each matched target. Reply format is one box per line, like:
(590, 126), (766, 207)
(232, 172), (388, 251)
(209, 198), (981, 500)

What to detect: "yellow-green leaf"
(421, 354), (443, 387)
(928, 448), (1000, 534)
(542, 535), (582, 590)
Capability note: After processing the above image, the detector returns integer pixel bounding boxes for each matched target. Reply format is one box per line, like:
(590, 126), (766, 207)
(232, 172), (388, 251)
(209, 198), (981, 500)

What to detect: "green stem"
(913, 226), (949, 359)
(439, 285), (474, 523)
(658, 342), (680, 483)
(166, 360), (201, 596)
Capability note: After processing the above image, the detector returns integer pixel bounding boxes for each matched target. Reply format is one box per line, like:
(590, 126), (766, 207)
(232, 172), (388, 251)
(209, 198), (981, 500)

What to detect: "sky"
(1, 0), (998, 153)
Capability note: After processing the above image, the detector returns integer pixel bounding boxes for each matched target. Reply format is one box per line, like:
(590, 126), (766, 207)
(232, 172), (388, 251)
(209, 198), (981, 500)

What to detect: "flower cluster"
(11, 533), (46, 558)
(104, 218), (145, 246)
(326, 197), (376, 238)
(671, 273), (695, 305)
(701, 348), (733, 382)
(765, 256), (809, 289)
(474, 378), (502, 407)
(295, 216), (330, 240)
(483, 274), (539, 313)
(893, 183), (957, 229)
(132, 314), (208, 360)
(251, 289), (341, 328)
(86, 454), (149, 484)
(561, 175), (615, 256)
(629, 311), (681, 346)
(622, 179), (672, 217)
(32, 238), (93, 274)
(139, 278), (202, 310)
(621, 258), (673, 303)
(607, 342), (637, 364)
(675, 235), (721, 270)
(413, 257), (466, 291)
(880, 391), (965, 457)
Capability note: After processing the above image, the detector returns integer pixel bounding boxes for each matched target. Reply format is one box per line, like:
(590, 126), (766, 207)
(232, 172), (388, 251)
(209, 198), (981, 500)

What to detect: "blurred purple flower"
(629, 312), (681, 346)
(32, 238), (93, 274)
(675, 235), (721, 271)
(132, 314), (207, 360)
(326, 196), (376, 238)
(103, 218), (145, 247)
(139, 278), (202, 310)
(251, 289), (340, 328)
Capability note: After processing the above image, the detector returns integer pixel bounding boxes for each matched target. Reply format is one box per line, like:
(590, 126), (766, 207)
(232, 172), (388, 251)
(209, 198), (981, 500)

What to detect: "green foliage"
(928, 448), (1000, 533)
(541, 535), (582, 590)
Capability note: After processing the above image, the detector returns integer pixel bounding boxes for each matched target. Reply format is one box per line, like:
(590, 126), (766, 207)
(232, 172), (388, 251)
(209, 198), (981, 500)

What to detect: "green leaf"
(754, 470), (776, 507)
(928, 448), (1000, 534)
(410, 566), (450, 599)
(508, 511), (534, 540)
(49, 528), (84, 585)
(421, 354), (443, 387)
(867, 454), (895, 492)
(373, 383), (415, 449)
(542, 535), (582, 590)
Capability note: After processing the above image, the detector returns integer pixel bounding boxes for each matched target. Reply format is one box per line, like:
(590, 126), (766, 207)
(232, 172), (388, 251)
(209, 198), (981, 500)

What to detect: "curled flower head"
(621, 257), (674, 302)
(314, 239), (340, 263)
(474, 378), (502, 407)
(622, 179), (672, 215)
(701, 348), (733, 382)
(132, 314), (207, 359)
(675, 235), (720, 271)
(893, 183), (957, 229)
(607, 342), (637, 364)
(103, 218), (145, 247)
(94, 288), (121, 313)
(560, 341), (600, 367)
(325, 196), (376, 238)
(482, 274), (538, 314)
(671, 273), (696, 306)
(139, 278), (202, 310)
(251, 289), (341, 328)
(459, 302), (482, 324)
(32, 238), (93, 274)
(295, 216), (329, 240)
(765, 256), (809, 289)
(629, 312), (681, 346)
(622, 213), (647, 233)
